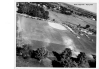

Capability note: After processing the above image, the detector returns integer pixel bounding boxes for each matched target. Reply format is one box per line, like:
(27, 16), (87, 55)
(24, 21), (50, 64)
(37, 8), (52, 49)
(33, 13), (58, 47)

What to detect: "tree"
(88, 55), (96, 68)
(30, 47), (49, 62)
(92, 55), (96, 60)
(52, 60), (62, 67)
(52, 48), (78, 67)
(43, 11), (49, 19)
(16, 2), (49, 19)
(59, 58), (78, 67)
(76, 52), (89, 67)
(52, 48), (95, 68)
(61, 48), (72, 59)
(16, 44), (32, 59)
(19, 44), (32, 59)
(16, 46), (23, 56)
(59, 48), (77, 67)
(85, 25), (90, 29)
(52, 51), (61, 61)
(88, 60), (96, 68)
(60, 6), (72, 15)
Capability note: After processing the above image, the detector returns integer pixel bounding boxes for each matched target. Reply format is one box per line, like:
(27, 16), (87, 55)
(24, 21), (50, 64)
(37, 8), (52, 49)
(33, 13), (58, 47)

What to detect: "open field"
(49, 11), (96, 29)
(17, 14), (96, 55)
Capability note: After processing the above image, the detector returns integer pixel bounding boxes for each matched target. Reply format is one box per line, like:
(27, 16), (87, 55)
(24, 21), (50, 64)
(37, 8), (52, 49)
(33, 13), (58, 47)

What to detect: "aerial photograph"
(16, 2), (96, 68)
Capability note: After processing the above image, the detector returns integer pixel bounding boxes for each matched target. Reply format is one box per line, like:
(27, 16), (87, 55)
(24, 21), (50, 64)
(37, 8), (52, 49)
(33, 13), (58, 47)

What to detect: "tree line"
(16, 2), (49, 19)
(16, 44), (96, 68)
(16, 2), (96, 20)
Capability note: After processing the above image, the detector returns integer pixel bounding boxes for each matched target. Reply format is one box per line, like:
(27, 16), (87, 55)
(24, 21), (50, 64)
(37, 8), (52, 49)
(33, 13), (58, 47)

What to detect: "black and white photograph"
(16, 2), (97, 68)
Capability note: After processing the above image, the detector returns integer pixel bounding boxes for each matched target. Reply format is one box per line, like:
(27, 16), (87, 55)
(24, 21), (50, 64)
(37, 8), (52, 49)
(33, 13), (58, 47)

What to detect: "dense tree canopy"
(52, 48), (78, 67)
(76, 52), (89, 67)
(17, 2), (49, 19)
(16, 45), (96, 67)
(30, 47), (49, 61)
(52, 48), (95, 68)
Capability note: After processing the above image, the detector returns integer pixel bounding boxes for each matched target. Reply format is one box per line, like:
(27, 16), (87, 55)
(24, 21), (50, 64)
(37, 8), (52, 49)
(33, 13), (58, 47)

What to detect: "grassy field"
(16, 6), (96, 67)
(17, 13), (96, 54)
(16, 56), (45, 67)
(49, 11), (96, 29)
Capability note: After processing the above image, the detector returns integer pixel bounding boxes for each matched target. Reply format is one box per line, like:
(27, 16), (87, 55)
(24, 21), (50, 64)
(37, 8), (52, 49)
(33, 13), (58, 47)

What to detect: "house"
(87, 31), (93, 35)
(81, 29), (88, 33)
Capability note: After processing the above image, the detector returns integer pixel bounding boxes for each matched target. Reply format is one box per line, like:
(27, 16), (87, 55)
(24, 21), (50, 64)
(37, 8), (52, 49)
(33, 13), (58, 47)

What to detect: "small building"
(81, 29), (88, 33)
(87, 32), (93, 35)
(38, 4), (40, 6)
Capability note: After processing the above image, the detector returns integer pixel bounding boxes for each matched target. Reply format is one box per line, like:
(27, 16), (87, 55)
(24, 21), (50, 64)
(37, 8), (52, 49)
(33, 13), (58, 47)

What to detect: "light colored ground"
(48, 21), (67, 30)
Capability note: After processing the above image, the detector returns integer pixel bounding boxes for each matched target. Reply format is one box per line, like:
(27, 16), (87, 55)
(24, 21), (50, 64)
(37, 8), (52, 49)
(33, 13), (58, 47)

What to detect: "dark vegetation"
(28, 2), (73, 15)
(16, 44), (49, 61)
(16, 44), (96, 68)
(16, 44), (32, 59)
(31, 2), (96, 20)
(16, 2), (96, 20)
(16, 2), (49, 19)
(52, 48), (78, 67)
(30, 47), (49, 61)
(88, 55), (96, 67)
(62, 22), (96, 35)
(76, 24), (96, 35)
(52, 48), (89, 67)
(60, 6), (73, 15)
